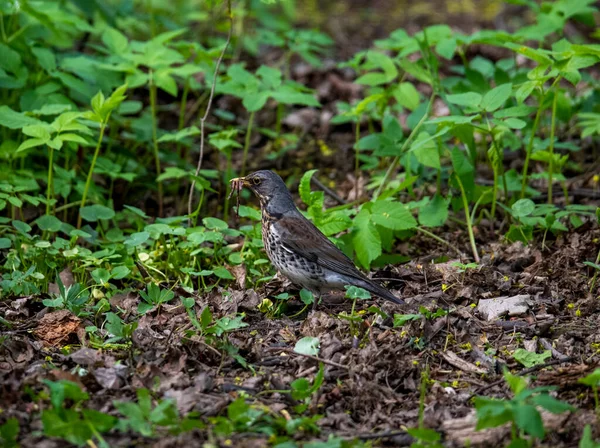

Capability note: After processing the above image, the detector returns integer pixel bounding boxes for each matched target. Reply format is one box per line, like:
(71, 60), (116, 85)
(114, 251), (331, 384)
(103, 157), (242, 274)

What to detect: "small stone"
(476, 294), (531, 321)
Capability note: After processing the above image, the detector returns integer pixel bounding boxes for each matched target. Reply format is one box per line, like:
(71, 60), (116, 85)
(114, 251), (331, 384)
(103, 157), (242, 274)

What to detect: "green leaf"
(371, 200), (417, 230)
(531, 394), (575, 414)
(124, 231), (150, 247)
(579, 425), (598, 448)
(355, 52), (398, 86)
(156, 166), (190, 181)
(318, 213), (352, 236)
(17, 138), (47, 152)
(102, 27), (128, 54)
(480, 83), (512, 112)
(0, 238), (11, 249)
(410, 131), (441, 169)
(352, 208), (381, 269)
(213, 266), (234, 280)
(242, 91), (269, 112)
(512, 348), (551, 368)
(514, 404), (544, 438)
(579, 369), (600, 387)
(0, 417), (19, 448)
(237, 205), (261, 221)
(79, 204), (115, 222)
(35, 215), (62, 232)
(504, 370), (528, 396)
(516, 81), (537, 104)
(446, 91), (482, 108)
(111, 266), (130, 280)
(474, 397), (513, 430)
(512, 199), (535, 218)
(418, 194), (449, 227)
(344, 285), (371, 300)
(0, 106), (41, 129)
(299, 289), (314, 305)
(299, 169), (319, 205)
(393, 313), (422, 327)
(493, 105), (536, 119)
(294, 336), (320, 356)
(406, 428), (441, 442)
(155, 69), (177, 96)
(0, 42), (20, 73)
(200, 306), (212, 329)
(202, 217), (228, 230)
(12, 220), (31, 234)
(393, 82), (420, 110)
(157, 126), (200, 143)
(32, 47), (57, 72)
(272, 86), (320, 107)
(503, 117), (527, 129)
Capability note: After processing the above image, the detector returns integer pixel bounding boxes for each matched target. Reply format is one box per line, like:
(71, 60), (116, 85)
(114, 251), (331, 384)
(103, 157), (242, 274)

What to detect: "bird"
(230, 170), (404, 307)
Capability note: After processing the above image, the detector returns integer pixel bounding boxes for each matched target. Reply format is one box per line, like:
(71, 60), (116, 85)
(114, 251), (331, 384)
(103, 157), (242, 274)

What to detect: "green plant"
(217, 63), (320, 174)
(0, 418), (19, 448)
(138, 282), (176, 314)
(475, 370), (575, 445)
(41, 380), (116, 448)
(42, 274), (91, 316)
(579, 369), (600, 415)
(580, 425), (600, 448)
(407, 365), (444, 448)
(114, 388), (203, 437)
(584, 208), (600, 292)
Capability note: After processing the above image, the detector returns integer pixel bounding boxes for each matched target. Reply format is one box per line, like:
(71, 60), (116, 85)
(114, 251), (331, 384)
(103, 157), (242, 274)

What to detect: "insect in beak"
(228, 177), (248, 216)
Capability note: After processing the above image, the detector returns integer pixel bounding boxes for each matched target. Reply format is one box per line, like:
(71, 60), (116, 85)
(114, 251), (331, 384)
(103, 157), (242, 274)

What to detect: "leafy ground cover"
(1, 0), (600, 446)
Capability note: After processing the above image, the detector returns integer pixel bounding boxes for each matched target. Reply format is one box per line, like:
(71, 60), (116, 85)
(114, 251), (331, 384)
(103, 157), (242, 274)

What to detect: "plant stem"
(46, 145), (54, 215)
(547, 86), (558, 204)
(0, 12), (6, 42)
(418, 365), (429, 429)
(454, 173), (480, 262)
(149, 72), (164, 217)
(188, 0), (233, 224)
(416, 227), (464, 258)
(241, 110), (255, 176)
(176, 78), (191, 215)
(177, 78), (190, 160)
(486, 118), (507, 220)
(521, 78), (560, 199)
(374, 94), (435, 199)
(223, 155), (232, 222)
(354, 119), (360, 196)
(589, 247), (600, 293)
(78, 119), (107, 229)
(521, 102), (543, 199)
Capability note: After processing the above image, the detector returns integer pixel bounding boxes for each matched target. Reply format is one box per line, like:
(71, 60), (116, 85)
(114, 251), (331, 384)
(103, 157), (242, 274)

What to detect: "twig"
(311, 175), (347, 205)
(187, 0), (233, 225)
(345, 430), (411, 441)
(416, 226), (465, 258)
(265, 346), (349, 370)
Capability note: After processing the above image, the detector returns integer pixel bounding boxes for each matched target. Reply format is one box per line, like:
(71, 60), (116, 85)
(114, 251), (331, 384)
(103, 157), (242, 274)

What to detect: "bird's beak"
(230, 176), (250, 187)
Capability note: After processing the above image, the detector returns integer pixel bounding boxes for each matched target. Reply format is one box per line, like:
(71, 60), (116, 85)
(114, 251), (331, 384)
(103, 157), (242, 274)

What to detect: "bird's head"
(230, 170), (291, 205)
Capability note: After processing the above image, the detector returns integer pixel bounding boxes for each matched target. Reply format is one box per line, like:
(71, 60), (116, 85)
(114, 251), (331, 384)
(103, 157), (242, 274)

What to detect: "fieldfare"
(230, 170), (404, 306)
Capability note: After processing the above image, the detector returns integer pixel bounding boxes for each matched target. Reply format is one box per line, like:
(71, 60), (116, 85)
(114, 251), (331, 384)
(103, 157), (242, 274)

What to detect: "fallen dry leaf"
(34, 310), (83, 347)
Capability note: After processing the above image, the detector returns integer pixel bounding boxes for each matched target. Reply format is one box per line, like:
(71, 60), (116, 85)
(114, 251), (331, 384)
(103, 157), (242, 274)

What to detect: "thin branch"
(311, 176), (347, 205)
(187, 0), (233, 225)
(265, 347), (349, 370)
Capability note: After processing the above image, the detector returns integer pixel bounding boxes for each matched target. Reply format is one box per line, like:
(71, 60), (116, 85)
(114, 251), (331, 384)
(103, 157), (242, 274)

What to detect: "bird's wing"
(275, 214), (367, 281)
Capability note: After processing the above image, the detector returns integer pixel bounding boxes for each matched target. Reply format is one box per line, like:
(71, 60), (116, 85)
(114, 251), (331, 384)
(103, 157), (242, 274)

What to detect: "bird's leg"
(312, 292), (320, 311)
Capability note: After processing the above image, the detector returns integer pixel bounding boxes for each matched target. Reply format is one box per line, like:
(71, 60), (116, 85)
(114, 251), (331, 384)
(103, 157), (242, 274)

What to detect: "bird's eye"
(252, 177), (261, 185)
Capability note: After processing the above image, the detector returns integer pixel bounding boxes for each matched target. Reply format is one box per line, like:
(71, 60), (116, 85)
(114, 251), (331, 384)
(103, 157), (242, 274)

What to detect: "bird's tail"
(360, 279), (405, 305)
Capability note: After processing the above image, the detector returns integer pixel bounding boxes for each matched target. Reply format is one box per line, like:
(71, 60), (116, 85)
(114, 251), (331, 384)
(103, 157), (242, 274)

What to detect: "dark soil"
(2, 225), (600, 447)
